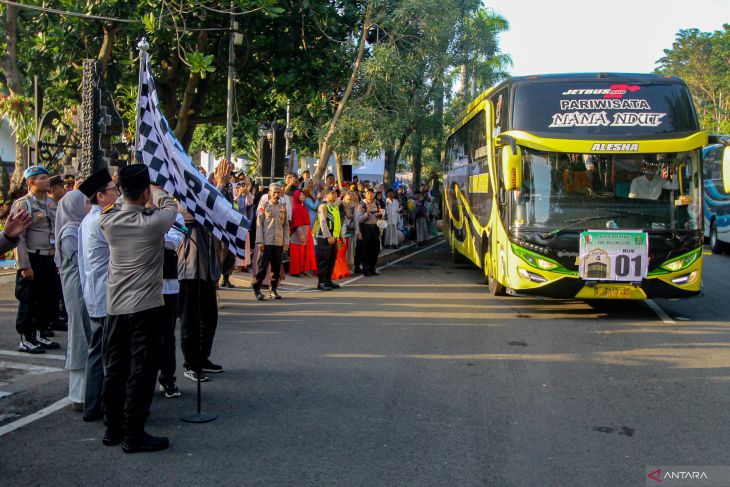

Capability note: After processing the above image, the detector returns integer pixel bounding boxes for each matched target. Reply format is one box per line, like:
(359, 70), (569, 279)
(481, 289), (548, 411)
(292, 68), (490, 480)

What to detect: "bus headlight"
(511, 244), (560, 271)
(660, 248), (701, 272)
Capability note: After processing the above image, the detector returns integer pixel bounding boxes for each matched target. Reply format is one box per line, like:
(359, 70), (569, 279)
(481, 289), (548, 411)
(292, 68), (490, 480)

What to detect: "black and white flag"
(135, 50), (249, 257)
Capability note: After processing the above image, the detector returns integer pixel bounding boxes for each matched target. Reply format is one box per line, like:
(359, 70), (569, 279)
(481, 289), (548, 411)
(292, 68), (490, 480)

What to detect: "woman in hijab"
(55, 190), (91, 411)
(289, 190), (317, 277)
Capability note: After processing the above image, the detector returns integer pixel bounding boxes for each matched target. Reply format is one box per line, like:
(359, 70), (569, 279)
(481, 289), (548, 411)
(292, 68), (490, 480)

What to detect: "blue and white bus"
(703, 140), (730, 253)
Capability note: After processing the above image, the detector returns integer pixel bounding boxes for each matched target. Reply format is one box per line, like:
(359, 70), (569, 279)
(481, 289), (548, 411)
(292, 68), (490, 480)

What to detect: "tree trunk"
(313, 1), (373, 180)
(457, 63), (468, 102)
(383, 149), (396, 190)
(0, 5), (22, 97)
(412, 129), (423, 186)
(97, 23), (116, 78)
(335, 151), (344, 188)
(173, 31), (208, 140)
(433, 78), (444, 171)
(1, 5), (26, 197)
(9, 140), (28, 198)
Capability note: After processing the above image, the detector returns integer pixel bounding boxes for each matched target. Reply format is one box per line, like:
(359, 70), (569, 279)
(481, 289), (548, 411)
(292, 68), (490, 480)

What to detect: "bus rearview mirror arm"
(497, 134), (518, 155)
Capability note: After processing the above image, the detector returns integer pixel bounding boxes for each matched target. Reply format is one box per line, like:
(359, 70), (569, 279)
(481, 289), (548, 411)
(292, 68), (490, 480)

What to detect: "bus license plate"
(592, 286), (632, 299)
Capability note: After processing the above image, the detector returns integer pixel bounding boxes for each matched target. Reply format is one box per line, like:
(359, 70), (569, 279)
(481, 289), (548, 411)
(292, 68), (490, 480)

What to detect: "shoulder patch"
(101, 203), (118, 214)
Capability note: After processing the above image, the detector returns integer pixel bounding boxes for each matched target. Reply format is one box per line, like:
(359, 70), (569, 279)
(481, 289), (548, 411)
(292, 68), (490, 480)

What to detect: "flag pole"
(135, 38), (150, 163)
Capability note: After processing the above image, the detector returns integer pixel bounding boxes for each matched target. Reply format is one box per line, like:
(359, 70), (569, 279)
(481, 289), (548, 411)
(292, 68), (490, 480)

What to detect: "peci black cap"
(119, 164), (151, 192)
(78, 168), (112, 198)
(48, 175), (64, 187)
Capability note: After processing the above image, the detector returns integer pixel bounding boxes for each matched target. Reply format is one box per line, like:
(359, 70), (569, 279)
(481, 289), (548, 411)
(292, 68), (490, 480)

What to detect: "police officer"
(12, 165), (61, 353)
(358, 187), (383, 276)
(252, 184), (289, 300)
(315, 187), (343, 291)
(99, 164), (177, 453)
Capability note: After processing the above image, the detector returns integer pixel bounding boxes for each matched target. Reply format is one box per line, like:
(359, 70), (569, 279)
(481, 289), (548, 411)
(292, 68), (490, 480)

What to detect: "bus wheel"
(488, 274), (506, 296)
(710, 220), (725, 254)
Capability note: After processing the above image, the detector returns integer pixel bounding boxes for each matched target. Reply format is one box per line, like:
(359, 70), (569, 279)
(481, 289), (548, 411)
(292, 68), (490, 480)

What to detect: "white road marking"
(0, 361), (64, 374)
(0, 350), (65, 361)
(0, 398), (69, 438)
(645, 299), (676, 325)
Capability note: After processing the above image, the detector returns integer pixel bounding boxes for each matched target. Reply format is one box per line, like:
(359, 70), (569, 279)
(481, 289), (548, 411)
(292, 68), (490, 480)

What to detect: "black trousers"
(361, 224), (380, 273)
(215, 239), (235, 279)
(84, 316), (105, 419)
(179, 279), (218, 370)
(15, 253), (57, 339)
(158, 293), (179, 385)
(102, 307), (163, 436)
(354, 237), (364, 270)
(253, 245), (283, 288)
(315, 237), (337, 284)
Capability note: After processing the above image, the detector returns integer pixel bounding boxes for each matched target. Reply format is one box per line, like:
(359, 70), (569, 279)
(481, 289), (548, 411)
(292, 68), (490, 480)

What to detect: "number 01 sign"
(578, 230), (649, 281)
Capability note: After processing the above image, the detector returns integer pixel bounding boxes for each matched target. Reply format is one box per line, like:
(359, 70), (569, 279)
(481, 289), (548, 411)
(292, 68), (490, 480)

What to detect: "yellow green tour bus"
(444, 73), (730, 299)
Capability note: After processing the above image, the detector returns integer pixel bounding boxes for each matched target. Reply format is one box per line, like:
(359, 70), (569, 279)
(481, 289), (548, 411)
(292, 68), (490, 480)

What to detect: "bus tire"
(488, 274), (506, 296)
(710, 220), (725, 254)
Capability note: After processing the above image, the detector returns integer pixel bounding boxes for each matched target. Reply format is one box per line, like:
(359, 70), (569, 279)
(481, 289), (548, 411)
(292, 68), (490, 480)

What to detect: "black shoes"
(35, 333), (60, 349)
(269, 289), (282, 300)
(353, 267), (363, 274)
(122, 432), (170, 453)
(18, 336), (45, 354)
(316, 284), (333, 291)
(200, 359), (223, 374)
(102, 428), (124, 446)
(83, 412), (104, 423)
(325, 282), (341, 289)
(221, 278), (236, 288)
(252, 284), (264, 300)
(183, 368), (209, 382)
(159, 382), (181, 398)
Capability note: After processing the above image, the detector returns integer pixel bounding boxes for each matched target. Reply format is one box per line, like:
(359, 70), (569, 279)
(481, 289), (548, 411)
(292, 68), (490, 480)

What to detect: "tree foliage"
(656, 25), (730, 133)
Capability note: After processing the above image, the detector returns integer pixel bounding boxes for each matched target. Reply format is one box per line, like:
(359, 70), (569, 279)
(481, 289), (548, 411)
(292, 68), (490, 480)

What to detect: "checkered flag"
(135, 50), (249, 257)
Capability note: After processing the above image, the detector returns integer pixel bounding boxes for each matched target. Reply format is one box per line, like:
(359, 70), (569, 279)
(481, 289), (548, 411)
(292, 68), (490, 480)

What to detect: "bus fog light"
(671, 271), (697, 285)
(518, 267), (548, 283)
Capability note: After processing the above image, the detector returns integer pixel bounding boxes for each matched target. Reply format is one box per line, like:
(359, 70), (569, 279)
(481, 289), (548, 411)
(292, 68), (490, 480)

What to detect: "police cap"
(119, 164), (151, 192)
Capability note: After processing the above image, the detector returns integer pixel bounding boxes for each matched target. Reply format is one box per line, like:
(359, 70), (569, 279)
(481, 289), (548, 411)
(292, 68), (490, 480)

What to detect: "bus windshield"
(512, 81), (698, 139)
(511, 150), (701, 233)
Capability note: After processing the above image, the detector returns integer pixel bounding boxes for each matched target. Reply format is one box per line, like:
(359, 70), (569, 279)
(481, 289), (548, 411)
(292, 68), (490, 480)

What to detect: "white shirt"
(163, 213), (185, 295)
(77, 205), (109, 318)
(385, 198), (400, 225)
(628, 175), (678, 200)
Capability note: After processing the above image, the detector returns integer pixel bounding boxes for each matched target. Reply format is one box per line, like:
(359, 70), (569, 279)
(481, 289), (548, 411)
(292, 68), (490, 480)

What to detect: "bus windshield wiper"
(541, 213), (628, 239)
(594, 208), (657, 219)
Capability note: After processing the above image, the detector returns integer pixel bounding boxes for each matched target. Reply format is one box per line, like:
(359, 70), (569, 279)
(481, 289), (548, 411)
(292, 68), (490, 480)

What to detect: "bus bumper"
(509, 261), (702, 300)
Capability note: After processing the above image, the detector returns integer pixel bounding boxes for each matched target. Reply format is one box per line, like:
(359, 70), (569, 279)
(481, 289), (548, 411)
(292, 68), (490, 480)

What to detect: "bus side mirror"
(724, 146), (730, 193)
(502, 145), (522, 191)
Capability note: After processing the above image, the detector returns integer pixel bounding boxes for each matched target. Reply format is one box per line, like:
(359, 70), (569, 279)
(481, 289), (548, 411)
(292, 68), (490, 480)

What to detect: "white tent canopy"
(352, 156), (384, 183)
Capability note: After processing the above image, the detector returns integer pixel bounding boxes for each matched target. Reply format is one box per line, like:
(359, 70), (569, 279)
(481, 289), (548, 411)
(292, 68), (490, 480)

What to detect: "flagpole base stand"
(181, 412), (217, 423)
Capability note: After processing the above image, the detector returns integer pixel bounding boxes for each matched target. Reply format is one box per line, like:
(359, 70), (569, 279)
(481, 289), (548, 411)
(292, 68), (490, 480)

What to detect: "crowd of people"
(1, 159), (441, 454)
(211, 163), (442, 294)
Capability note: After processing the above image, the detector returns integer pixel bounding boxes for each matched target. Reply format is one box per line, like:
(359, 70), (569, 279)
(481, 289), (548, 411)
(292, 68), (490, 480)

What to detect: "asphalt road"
(1, 240), (730, 486)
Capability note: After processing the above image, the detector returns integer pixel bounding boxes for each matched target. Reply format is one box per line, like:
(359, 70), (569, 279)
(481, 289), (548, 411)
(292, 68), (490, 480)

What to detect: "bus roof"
(451, 72), (690, 138)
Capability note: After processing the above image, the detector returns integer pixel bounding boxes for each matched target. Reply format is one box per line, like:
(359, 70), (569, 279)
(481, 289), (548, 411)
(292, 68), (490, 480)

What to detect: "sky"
(485, 0), (729, 76)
